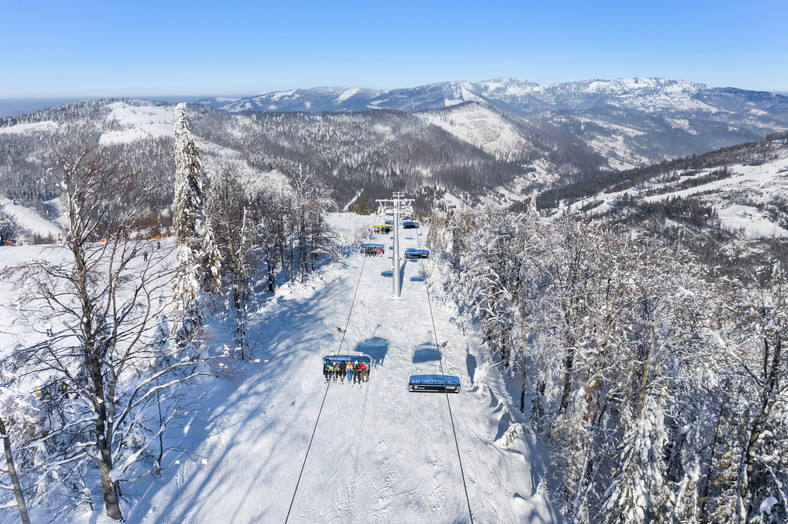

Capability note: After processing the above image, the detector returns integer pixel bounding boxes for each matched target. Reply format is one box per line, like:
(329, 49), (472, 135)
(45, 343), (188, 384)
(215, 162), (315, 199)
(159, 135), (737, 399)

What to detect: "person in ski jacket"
(338, 360), (346, 381)
(353, 361), (360, 383)
(359, 361), (368, 382)
(346, 361), (354, 382)
(324, 359), (333, 379)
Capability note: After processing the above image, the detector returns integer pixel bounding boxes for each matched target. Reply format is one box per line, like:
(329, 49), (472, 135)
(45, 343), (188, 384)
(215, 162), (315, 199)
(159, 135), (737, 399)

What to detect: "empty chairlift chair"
(408, 374), (461, 393)
(404, 248), (429, 259)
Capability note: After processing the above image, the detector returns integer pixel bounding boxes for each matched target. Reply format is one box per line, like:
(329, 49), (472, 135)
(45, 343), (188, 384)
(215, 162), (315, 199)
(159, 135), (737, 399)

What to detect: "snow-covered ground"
(568, 147), (788, 239)
(0, 197), (63, 239)
(99, 102), (175, 145)
(1, 213), (562, 523)
(417, 104), (531, 160)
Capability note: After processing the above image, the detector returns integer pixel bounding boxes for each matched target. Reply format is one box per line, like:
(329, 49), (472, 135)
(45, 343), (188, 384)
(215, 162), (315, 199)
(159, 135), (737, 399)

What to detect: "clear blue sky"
(2, 0), (787, 98)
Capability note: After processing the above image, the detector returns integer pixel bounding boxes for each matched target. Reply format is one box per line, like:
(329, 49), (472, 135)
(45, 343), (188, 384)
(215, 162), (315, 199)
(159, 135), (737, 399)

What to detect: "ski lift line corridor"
(284, 252), (368, 523)
(286, 212), (475, 523)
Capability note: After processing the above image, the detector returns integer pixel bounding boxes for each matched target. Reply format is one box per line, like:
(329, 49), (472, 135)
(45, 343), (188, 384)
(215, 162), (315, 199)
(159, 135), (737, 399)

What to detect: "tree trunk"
(0, 417), (30, 524)
(737, 334), (781, 522)
(88, 341), (123, 520)
(98, 439), (122, 520)
(700, 401), (725, 521)
(519, 338), (527, 413)
(559, 343), (575, 415)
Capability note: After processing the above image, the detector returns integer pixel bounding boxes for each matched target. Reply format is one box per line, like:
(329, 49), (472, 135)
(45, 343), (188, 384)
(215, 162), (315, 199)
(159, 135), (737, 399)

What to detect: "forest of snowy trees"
(426, 206), (787, 523)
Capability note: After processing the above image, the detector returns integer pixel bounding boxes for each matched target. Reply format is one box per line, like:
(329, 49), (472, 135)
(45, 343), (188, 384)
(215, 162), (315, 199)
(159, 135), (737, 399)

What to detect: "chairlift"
(361, 243), (385, 256)
(402, 220), (420, 229)
(408, 374), (460, 393)
(323, 354), (372, 382)
(323, 354), (371, 366)
(404, 248), (429, 259)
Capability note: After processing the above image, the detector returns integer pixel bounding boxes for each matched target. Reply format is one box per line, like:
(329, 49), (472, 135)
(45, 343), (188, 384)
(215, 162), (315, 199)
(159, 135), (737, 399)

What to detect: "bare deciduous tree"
(14, 148), (206, 520)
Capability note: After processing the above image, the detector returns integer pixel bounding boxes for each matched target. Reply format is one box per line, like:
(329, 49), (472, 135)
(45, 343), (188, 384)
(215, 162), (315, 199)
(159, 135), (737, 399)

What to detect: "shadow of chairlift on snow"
(409, 344), (460, 393)
(353, 337), (389, 366)
(412, 344), (441, 363)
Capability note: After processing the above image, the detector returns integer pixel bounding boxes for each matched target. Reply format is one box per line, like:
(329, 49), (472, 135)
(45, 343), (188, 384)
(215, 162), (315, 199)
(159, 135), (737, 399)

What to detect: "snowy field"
(0, 213), (563, 523)
(568, 146), (788, 239)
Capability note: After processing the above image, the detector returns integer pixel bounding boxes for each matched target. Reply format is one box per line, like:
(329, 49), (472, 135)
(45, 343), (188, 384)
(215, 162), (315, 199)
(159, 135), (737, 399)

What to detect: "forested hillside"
(425, 201), (788, 523)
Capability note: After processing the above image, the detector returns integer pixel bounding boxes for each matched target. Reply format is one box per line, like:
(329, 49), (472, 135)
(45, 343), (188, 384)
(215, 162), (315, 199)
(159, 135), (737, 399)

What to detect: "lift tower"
(376, 192), (413, 298)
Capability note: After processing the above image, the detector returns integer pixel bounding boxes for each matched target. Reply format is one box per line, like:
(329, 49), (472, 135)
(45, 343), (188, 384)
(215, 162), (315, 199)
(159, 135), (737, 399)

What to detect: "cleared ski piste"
(0, 213), (563, 523)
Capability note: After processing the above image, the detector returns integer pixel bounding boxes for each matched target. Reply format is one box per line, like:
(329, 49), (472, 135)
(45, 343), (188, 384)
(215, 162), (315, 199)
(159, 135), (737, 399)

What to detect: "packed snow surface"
(124, 214), (559, 523)
(0, 197), (63, 239)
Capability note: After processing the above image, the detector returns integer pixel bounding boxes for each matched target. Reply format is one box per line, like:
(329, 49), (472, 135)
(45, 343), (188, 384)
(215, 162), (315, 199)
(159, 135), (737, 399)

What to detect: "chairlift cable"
(416, 233), (475, 524)
(284, 252), (368, 523)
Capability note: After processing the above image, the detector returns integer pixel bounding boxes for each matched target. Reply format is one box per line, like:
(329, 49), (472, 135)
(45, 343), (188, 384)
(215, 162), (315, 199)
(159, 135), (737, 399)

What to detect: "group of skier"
(324, 359), (369, 384)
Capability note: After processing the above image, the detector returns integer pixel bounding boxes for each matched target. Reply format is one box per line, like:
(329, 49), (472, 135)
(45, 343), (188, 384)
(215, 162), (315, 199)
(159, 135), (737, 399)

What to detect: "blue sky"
(2, 0), (787, 98)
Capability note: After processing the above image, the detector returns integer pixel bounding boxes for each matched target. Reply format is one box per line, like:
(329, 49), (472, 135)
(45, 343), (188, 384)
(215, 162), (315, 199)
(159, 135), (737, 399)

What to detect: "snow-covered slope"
(416, 103), (533, 159)
(568, 142), (788, 239)
(0, 197), (62, 239)
(99, 102), (175, 145)
(52, 213), (557, 523)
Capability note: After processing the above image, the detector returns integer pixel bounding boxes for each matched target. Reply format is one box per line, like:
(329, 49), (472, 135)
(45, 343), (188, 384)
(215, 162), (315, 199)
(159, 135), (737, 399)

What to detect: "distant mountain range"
(198, 78), (788, 171)
(2, 78), (788, 236)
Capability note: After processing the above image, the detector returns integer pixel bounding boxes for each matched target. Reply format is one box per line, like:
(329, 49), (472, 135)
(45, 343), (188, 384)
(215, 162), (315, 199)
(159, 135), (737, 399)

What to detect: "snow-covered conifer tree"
(172, 103), (221, 339)
(602, 391), (670, 524)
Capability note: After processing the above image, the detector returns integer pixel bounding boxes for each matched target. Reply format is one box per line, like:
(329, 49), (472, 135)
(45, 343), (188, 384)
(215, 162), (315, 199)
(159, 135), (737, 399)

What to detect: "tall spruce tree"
(172, 103), (220, 340)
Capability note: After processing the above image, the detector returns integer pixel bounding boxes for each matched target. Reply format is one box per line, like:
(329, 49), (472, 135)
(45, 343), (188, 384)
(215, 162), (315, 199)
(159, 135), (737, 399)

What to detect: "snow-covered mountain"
(201, 78), (788, 170)
(203, 78), (788, 127)
(0, 98), (605, 236)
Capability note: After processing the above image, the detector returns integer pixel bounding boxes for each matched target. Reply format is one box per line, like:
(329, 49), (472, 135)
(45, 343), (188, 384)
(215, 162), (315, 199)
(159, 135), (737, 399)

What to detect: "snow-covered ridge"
(417, 103), (531, 159)
(203, 76), (786, 118)
(99, 102), (174, 145)
(0, 120), (59, 135)
(568, 143), (788, 239)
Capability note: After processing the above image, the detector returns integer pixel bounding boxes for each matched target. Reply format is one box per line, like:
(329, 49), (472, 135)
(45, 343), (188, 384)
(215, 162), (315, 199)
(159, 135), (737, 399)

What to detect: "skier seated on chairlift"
(324, 359), (333, 380)
(360, 360), (369, 381)
(346, 361), (354, 382)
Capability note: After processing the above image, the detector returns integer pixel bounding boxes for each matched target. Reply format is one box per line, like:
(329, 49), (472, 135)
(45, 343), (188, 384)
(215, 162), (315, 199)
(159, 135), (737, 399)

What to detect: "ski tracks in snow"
(127, 215), (562, 524)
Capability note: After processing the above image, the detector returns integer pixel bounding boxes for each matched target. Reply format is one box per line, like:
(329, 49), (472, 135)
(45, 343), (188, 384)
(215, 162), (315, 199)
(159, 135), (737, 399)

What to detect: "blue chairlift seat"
(402, 220), (420, 229)
(323, 354), (371, 366)
(361, 243), (385, 256)
(404, 248), (430, 259)
(408, 374), (460, 393)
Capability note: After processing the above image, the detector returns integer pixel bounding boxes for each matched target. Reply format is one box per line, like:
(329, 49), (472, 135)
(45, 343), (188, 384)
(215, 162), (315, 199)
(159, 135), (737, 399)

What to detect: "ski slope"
(114, 213), (562, 523)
